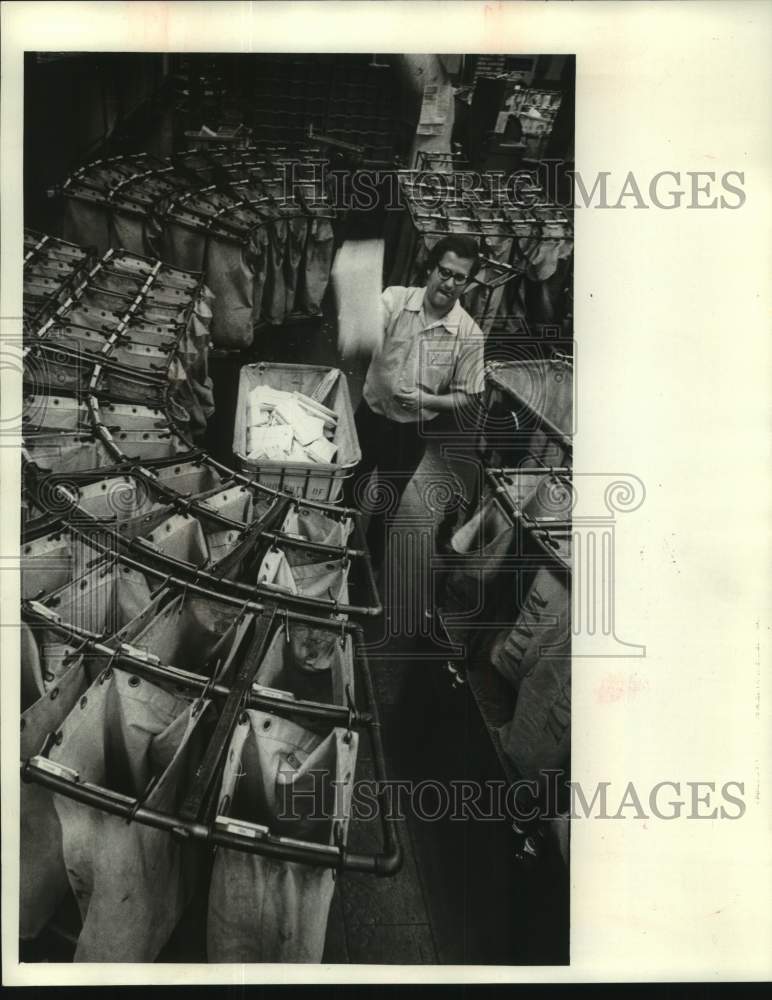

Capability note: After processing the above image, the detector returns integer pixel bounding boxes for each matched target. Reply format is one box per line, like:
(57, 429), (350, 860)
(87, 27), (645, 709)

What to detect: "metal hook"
(332, 821), (346, 882)
(100, 647), (119, 683)
(343, 683), (355, 744)
(126, 772), (161, 825)
(177, 579), (191, 606)
(61, 635), (92, 668)
(38, 729), (61, 760)
(193, 668), (218, 717)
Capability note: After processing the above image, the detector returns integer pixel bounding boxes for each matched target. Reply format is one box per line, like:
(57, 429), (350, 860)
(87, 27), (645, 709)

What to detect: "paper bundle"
(331, 239), (385, 357)
(273, 399), (324, 445)
(246, 423), (293, 461)
(245, 384), (338, 465)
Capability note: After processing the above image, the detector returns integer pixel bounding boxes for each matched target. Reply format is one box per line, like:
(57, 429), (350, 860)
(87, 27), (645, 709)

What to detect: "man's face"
(425, 251), (476, 314)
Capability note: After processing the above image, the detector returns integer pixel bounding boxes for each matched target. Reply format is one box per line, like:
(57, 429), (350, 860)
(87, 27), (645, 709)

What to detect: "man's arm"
(419, 389), (477, 414)
(393, 314), (485, 415)
(380, 286), (399, 336)
(392, 387), (478, 415)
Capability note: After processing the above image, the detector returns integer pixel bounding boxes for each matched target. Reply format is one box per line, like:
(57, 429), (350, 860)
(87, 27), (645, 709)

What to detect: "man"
(348, 234), (485, 569)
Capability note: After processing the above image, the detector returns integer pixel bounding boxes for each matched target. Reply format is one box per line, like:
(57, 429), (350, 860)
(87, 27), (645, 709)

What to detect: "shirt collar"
(409, 287), (463, 333)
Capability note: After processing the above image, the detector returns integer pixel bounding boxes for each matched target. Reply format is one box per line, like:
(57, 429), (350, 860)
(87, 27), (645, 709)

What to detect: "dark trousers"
(346, 399), (427, 569)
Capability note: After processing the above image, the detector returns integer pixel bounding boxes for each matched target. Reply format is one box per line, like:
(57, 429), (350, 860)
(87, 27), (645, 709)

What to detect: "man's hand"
(394, 387), (475, 415)
(393, 387), (423, 414)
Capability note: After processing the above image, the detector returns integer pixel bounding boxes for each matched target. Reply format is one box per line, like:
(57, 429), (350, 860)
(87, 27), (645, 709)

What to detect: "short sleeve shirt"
(363, 286), (486, 423)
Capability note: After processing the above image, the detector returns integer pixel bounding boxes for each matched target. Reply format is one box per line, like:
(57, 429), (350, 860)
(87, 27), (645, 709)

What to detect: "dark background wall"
(24, 52), (575, 231)
(24, 52), (172, 229)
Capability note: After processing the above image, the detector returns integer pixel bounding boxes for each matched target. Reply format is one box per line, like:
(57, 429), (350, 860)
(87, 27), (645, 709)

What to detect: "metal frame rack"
(18, 231), (405, 964)
(388, 170), (573, 333)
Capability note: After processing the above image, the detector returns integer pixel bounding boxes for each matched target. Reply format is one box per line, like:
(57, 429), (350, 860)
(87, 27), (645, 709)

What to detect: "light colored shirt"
(363, 286), (486, 423)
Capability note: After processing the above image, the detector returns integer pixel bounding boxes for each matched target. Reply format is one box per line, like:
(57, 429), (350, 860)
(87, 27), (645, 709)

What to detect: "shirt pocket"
(419, 344), (456, 394)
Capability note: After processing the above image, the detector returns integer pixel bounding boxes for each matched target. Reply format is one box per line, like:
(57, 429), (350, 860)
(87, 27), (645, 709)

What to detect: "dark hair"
(425, 234), (481, 280)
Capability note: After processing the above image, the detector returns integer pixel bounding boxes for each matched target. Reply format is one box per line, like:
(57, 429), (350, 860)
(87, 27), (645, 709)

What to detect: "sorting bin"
(233, 362), (360, 502)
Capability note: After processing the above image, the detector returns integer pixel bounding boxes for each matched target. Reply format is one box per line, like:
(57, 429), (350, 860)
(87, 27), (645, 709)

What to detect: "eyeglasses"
(435, 264), (472, 286)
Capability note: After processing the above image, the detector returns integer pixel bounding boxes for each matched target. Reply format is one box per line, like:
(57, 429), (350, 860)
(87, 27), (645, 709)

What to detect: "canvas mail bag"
(23, 560), (153, 691)
(19, 657), (90, 939)
(207, 712), (358, 963)
(300, 216), (335, 314)
(443, 495), (516, 614)
(254, 624), (354, 712)
(257, 550), (350, 604)
(49, 671), (212, 961)
(490, 567), (571, 779)
(280, 507), (352, 567)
